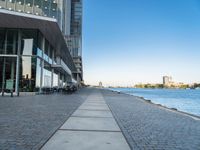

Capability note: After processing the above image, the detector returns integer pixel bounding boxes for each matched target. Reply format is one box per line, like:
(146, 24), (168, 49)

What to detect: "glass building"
(0, 0), (79, 95)
(65, 0), (83, 84)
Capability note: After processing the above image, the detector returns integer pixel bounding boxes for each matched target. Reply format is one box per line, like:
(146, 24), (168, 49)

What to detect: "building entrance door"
(0, 56), (17, 96)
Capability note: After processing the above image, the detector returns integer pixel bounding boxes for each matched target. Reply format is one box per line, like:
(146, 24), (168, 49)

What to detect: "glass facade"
(71, 0), (82, 36)
(69, 0), (83, 82)
(70, 0), (82, 57)
(0, 28), (70, 93)
(0, 0), (82, 94)
(0, 56), (16, 93)
(19, 56), (37, 92)
(0, 0), (59, 18)
(0, 0), (68, 33)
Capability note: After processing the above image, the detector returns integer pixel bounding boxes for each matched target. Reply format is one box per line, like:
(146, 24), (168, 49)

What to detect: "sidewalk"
(2, 88), (199, 150)
(41, 90), (130, 150)
(102, 89), (200, 150)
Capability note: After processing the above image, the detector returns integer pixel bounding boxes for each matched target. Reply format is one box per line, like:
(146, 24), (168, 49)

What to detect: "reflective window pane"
(50, 0), (57, 18)
(53, 72), (58, 87)
(43, 62), (51, 87)
(19, 56), (37, 92)
(0, 29), (6, 54)
(6, 0), (15, 11)
(0, 57), (17, 92)
(34, 0), (43, 15)
(43, 0), (50, 17)
(21, 29), (37, 55)
(0, 0), (6, 9)
(16, 0), (25, 12)
(35, 58), (41, 90)
(25, 0), (33, 14)
(6, 29), (18, 55)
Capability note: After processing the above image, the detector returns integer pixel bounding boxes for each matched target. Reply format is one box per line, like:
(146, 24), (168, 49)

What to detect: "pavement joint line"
(83, 101), (105, 102)
(84, 101), (105, 102)
(41, 91), (131, 150)
(80, 102), (106, 106)
(73, 109), (110, 112)
(81, 103), (107, 105)
(71, 115), (113, 118)
(104, 94), (133, 150)
(77, 109), (110, 111)
(58, 129), (122, 133)
(38, 104), (85, 150)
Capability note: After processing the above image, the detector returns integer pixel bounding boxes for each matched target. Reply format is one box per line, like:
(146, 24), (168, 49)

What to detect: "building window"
(35, 57), (41, 90)
(44, 39), (49, 62)
(43, 62), (51, 87)
(21, 29), (37, 55)
(6, 0), (15, 11)
(50, 0), (57, 18)
(43, 0), (50, 17)
(16, 0), (24, 12)
(0, 0), (6, 9)
(6, 29), (18, 55)
(53, 72), (58, 87)
(25, 0), (33, 14)
(19, 56), (37, 92)
(0, 29), (6, 54)
(34, 0), (43, 15)
(0, 57), (17, 92)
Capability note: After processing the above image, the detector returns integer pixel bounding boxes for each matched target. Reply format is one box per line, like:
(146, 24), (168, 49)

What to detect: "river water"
(109, 88), (200, 116)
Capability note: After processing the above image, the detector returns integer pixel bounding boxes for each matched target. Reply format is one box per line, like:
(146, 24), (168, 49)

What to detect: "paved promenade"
(1, 88), (200, 150)
(0, 89), (89, 150)
(102, 89), (200, 150)
(41, 90), (130, 150)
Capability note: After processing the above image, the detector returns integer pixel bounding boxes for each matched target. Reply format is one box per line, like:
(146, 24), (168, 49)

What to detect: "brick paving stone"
(0, 88), (90, 150)
(101, 89), (200, 150)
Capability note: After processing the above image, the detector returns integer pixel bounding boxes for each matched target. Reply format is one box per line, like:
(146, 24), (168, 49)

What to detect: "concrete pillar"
(15, 29), (21, 96)
(62, 74), (64, 88)
(2, 29), (7, 96)
(51, 50), (54, 88)
(39, 36), (45, 93)
(51, 69), (54, 88)
(58, 72), (60, 88)
(11, 31), (16, 96)
(11, 59), (15, 96)
(2, 58), (6, 96)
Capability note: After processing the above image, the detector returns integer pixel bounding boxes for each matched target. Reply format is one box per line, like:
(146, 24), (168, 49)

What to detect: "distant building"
(65, 0), (83, 85)
(163, 76), (172, 86)
(99, 82), (103, 88)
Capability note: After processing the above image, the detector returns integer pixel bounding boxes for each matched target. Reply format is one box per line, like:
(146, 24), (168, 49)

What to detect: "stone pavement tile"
(82, 102), (107, 105)
(80, 103), (108, 107)
(0, 88), (90, 150)
(84, 101), (106, 104)
(41, 130), (130, 150)
(86, 98), (103, 100)
(78, 105), (110, 111)
(60, 116), (120, 131)
(102, 89), (200, 150)
(72, 109), (113, 118)
(85, 101), (105, 103)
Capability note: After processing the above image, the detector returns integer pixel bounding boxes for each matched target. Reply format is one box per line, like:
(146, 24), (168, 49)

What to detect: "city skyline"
(83, 0), (200, 86)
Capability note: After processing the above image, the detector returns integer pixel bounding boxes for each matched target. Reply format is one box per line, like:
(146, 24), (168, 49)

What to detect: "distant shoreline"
(108, 87), (200, 90)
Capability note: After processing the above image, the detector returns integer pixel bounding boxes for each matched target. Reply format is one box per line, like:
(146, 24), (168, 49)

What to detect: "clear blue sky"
(82, 0), (200, 86)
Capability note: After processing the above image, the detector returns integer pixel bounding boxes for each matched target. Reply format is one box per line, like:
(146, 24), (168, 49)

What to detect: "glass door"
(0, 56), (17, 95)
